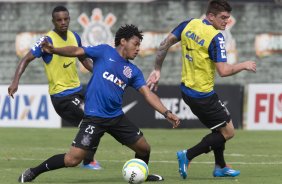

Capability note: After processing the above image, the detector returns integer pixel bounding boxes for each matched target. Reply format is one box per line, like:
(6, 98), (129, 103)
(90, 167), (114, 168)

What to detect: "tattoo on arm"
(155, 35), (178, 70)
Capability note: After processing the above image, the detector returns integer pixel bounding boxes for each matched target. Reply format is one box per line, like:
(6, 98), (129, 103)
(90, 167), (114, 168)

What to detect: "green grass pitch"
(1, 128), (282, 184)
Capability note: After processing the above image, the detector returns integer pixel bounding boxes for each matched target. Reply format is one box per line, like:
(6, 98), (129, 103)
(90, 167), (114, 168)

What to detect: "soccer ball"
(122, 158), (149, 184)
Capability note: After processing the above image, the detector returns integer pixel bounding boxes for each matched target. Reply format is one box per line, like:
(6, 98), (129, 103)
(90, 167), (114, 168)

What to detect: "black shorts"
(51, 91), (84, 127)
(182, 92), (231, 130)
(72, 115), (143, 151)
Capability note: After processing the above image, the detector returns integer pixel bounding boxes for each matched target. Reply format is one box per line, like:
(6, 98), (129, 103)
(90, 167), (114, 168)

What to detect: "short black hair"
(206, 0), (232, 15)
(52, 6), (69, 18)
(114, 24), (143, 47)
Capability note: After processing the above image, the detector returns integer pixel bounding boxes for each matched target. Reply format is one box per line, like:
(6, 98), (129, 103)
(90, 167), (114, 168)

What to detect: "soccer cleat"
(18, 168), (36, 183)
(213, 166), (240, 177)
(146, 174), (164, 182)
(81, 160), (102, 170)
(176, 150), (189, 179)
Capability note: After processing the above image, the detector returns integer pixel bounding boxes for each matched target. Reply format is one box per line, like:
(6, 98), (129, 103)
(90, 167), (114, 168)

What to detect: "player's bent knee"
(137, 143), (151, 156)
(144, 144), (151, 155)
(64, 157), (81, 167)
(228, 131), (235, 139)
(138, 145), (151, 156)
(220, 123), (235, 140)
(224, 131), (235, 140)
(64, 153), (83, 167)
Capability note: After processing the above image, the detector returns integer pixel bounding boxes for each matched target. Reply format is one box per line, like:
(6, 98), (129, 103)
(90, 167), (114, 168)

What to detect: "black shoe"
(18, 168), (36, 183)
(146, 174), (164, 182)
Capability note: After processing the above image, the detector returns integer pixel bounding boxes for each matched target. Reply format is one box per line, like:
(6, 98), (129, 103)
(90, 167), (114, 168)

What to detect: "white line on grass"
(5, 147), (282, 158)
(2, 157), (282, 165)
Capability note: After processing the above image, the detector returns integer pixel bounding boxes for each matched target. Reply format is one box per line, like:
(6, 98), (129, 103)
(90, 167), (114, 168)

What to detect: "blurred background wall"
(0, 0), (281, 86)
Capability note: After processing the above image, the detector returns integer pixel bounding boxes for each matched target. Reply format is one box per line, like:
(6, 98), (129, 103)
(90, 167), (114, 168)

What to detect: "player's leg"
(50, 93), (84, 127)
(72, 118), (104, 169)
(213, 120), (240, 177)
(69, 95), (102, 170)
(18, 146), (87, 183)
(183, 93), (239, 177)
(127, 136), (164, 182)
(109, 115), (164, 182)
(51, 92), (102, 170)
(210, 99), (239, 177)
(212, 121), (235, 170)
(177, 136), (227, 179)
(128, 136), (151, 164)
(18, 121), (100, 183)
(184, 93), (230, 159)
(107, 115), (150, 163)
(212, 129), (226, 168)
(218, 119), (235, 141)
(176, 93), (232, 179)
(82, 147), (101, 170)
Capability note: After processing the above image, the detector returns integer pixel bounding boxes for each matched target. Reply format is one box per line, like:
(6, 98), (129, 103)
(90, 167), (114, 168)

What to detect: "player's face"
(209, 11), (230, 30)
(52, 11), (70, 33)
(124, 36), (141, 60)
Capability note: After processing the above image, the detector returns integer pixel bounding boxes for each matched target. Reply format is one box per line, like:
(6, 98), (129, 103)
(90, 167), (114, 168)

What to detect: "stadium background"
(0, 0), (282, 129)
(1, 1), (282, 184)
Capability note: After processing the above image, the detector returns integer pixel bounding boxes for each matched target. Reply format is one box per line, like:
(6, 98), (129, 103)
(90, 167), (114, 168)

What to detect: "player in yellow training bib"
(147, 0), (256, 179)
(8, 6), (102, 172)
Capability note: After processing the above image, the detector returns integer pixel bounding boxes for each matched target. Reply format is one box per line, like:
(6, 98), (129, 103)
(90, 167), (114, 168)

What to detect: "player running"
(18, 24), (180, 183)
(147, 0), (256, 179)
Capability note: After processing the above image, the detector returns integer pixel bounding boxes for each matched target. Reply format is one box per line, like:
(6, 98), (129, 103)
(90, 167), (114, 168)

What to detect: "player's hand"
(165, 112), (181, 128)
(40, 38), (54, 54)
(146, 70), (161, 91)
(8, 82), (18, 99)
(244, 61), (256, 73)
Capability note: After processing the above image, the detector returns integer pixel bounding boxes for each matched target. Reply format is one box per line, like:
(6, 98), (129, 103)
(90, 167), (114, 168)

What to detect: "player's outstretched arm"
(215, 60), (256, 77)
(139, 86), (180, 128)
(8, 51), (35, 98)
(147, 33), (178, 91)
(41, 39), (85, 57)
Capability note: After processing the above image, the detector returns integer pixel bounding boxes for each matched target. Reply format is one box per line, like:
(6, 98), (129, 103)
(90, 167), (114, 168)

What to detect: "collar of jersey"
(114, 48), (130, 63)
(202, 19), (212, 26)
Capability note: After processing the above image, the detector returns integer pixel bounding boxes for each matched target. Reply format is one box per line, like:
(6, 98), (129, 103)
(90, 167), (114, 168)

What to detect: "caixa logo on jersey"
(0, 85), (60, 128)
(103, 71), (127, 90)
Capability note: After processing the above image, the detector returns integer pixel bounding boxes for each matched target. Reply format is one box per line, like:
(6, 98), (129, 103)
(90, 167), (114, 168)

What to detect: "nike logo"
(109, 58), (116, 62)
(122, 101), (138, 113)
(226, 170), (236, 174)
(137, 130), (141, 135)
(21, 174), (24, 183)
(63, 62), (73, 68)
(186, 46), (193, 51)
